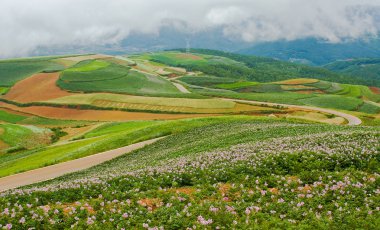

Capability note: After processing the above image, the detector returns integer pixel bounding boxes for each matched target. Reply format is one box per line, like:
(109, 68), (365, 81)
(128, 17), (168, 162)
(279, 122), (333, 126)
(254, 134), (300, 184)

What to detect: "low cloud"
(0, 0), (379, 57)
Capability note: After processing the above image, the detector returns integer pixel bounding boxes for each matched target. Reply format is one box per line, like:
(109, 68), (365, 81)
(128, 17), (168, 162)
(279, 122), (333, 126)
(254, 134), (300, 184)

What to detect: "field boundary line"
(222, 98), (362, 126)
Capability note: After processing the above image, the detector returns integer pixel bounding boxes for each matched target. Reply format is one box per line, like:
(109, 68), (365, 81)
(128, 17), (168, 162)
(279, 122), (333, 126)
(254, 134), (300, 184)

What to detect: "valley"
(0, 50), (378, 229)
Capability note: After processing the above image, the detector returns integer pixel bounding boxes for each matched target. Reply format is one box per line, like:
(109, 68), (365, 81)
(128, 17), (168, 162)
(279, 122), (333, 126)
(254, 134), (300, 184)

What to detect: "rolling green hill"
(1, 118), (378, 229)
(0, 58), (64, 87)
(164, 49), (379, 87)
(58, 59), (181, 96)
(324, 58), (380, 86)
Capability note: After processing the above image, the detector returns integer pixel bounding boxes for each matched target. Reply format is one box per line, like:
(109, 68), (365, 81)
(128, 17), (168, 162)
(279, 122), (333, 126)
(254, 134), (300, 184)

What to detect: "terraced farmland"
(47, 92), (280, 114)
(0, 58), (64, 87)
(58, 61), (181, 96)
(0, 50), (379, 230)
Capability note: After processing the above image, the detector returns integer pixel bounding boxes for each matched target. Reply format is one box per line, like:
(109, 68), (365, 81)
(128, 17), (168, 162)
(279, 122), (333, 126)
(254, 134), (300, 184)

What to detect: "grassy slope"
(0, 123), (51, 152)
(58, 61), (181, 96)
(0, 110), (27, 123)
(324, 58), (380, 85)
(0, 58), (65, 87)
(0, 116), (262, 177)
(46, 93), (235, 109)
(168, 49), (374, 86)
(2, 119), (378, 229)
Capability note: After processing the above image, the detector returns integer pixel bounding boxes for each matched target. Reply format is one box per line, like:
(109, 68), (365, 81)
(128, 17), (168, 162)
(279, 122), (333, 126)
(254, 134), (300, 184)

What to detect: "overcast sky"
(1, 0), (380, 58)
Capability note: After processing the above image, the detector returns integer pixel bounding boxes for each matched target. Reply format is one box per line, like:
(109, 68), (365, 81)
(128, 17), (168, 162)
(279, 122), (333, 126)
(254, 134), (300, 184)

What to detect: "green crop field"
(65, 60), (110, 72)
(0, 123), (51, 152)
(179, 75), (238, 87)
(299, 95), (364, 111)
(0, 58), (65, 87)
(0, 49), (379, 230)
(0, 110), (27, 123)
(1, 118), (378, 229)
(0, 87), (8, 95)
(0, 116), (261, 177)
(216, 81), (259, 89)
(58, 61), (181, 96)
(46, 93), (235, 109)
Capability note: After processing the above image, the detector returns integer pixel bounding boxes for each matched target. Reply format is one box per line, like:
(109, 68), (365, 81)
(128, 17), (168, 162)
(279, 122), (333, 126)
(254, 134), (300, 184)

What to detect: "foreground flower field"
(0, 119), (379, 229)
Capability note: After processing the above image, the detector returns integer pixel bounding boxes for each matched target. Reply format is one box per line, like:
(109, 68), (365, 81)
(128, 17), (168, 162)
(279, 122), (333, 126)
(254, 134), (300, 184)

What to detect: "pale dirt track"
(172, 82), (191, 93)
(224, 98), (362, 126)
(0, 137), (163, 192)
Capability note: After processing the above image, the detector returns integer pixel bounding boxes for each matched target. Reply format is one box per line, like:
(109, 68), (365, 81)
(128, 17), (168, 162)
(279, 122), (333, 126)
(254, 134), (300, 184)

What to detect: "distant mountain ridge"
(238, 38), (380, 65)
(324, 58), (380, 84)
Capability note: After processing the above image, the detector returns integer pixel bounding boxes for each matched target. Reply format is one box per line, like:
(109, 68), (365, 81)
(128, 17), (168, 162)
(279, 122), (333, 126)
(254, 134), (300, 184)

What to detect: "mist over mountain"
(238, 37), (380, 65)
(2, 0), (380, 59)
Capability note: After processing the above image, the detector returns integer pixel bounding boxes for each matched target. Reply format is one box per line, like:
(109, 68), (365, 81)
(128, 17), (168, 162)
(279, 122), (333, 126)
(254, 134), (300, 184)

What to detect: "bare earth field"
(4, 72), (74, 103)
(0, 102), (215, 121)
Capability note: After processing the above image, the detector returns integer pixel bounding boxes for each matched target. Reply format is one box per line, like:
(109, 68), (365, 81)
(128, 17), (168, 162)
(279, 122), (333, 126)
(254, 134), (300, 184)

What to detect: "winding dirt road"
(0, 137), (163, 192)
(223, 98), (362, 126)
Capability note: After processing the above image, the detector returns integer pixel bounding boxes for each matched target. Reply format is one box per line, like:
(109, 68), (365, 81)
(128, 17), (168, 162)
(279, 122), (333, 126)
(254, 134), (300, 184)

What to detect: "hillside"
(0, 51), (379, 229)
(1, 118), (379, 228)
(238, 38), (380, 65)
(167, 49), (380, 87)
(324, 58), (380, 85)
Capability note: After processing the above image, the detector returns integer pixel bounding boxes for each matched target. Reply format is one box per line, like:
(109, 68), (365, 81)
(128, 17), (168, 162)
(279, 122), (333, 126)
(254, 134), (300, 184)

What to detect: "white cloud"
(0, 0), (379, 57)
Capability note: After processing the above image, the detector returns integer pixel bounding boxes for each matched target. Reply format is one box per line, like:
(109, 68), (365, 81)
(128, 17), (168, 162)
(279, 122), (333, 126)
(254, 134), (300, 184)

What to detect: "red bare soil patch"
(175, 53), (202, 60)
(0, 127), (9, 150)
(0, 102), (216, 121)
(296, 90), (325, 94)
(369, 87), (380, 94)
(138, 198), (163, 211)
(4, 73), (74, 103)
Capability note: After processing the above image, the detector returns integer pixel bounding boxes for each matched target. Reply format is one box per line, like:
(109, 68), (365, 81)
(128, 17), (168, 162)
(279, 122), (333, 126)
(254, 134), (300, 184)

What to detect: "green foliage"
(240, 83), (283, 93)
(300, 95), (363, 111)
(66, 60), (110, 72)
(1, 120), (378, 229)
(216, 81), (259, 89)
(0, 110), (27, 123)
(0, 59), (65, 86)
(170, 49), (373, 86)
(50, 127), (68, 143)
(0, 124), (50, 153)
(59, 62), (181, 96)
(0, 116), (261, 177)
(179, 75), (238, 87)
(358, 102), (380, 114)
(0, 87), (9, 95)
(325, 58), (380, 87)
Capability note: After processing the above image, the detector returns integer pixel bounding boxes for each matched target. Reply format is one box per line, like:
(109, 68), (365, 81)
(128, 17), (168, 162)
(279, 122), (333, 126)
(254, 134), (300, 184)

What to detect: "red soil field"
(0, 102), (216, 121)
(369, 87), (380, 94)
(175, 53), (203, 60)
(0, 127), (9, 150)
(4, 73), (74, 103)
(59, 54), (112, 63)
(296, 90), (325, 94)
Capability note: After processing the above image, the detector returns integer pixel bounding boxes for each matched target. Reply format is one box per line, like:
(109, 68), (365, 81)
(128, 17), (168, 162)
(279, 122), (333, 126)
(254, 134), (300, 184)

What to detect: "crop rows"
(0, 121), (378, 229)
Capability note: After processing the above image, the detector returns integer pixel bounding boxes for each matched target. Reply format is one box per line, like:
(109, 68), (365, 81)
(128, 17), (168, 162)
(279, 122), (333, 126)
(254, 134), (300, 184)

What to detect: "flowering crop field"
(0, 119), (379, 229)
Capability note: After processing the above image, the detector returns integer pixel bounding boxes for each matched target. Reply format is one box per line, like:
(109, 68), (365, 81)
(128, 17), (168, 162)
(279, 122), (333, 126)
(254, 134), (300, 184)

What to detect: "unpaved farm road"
(172, 82), (191, 93)
(0, 137), (163, 192)
(223, 98), (362, 126)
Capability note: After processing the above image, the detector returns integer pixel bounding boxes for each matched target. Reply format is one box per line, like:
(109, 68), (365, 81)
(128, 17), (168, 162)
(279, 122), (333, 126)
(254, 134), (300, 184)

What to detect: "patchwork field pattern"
(4, 72), (74, 103)
(58, 61), (181, 96)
